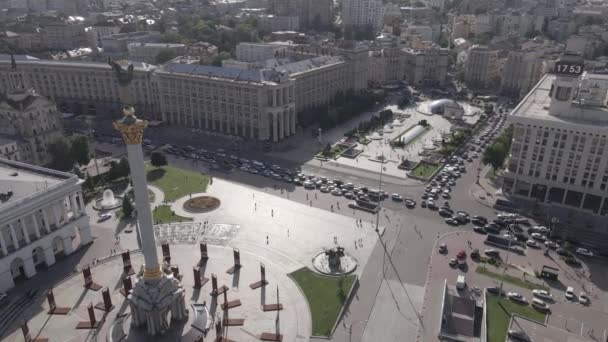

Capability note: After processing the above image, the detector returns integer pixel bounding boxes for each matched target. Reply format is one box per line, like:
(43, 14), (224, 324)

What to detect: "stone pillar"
(70, 194), (79, 218)
(126, 143), (160, 277)
(291, 110), (296, 134)
(78, 192), (85, 214)
(31, 214), (41, 239)
(19, 220), (30, 244)
(23, 257), (37, 278)
(61, 199), (68, 222)
(79, 221), (93, 245)
(43, 209), (52, 233)
(44, 246), (56, 266)
(272, 114), (278, 142)
(52, 203), (61, 228)
(277, 112), (283, 140)
(8, 223), (19, 250)
(63, 236), (74, 255)
(0, 229), (8, 256)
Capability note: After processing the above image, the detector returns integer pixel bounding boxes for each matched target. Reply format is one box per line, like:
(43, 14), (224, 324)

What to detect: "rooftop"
(271, 55), (344, 75)
(0, 54), (156, 71)
(511, 74), (608, 127)
(160, 63), (286, 84)
(0, 158), (70, 210)
(507, 315), (592, 342)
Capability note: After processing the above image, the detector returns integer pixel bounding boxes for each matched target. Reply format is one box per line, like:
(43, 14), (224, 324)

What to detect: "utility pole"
(87, 116), (101, 177)
(374, 153), (385, 233)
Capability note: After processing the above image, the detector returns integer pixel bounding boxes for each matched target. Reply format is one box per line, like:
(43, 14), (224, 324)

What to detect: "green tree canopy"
(48, 137), (74, 171)
(155, 49), (178, 64)
(150, 152), (168, 168)
(122, 195), (134, 218)
(70, 134), (90, 166)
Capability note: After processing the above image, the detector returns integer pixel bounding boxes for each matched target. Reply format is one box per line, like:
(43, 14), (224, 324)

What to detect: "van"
(456, 275), (466, 290)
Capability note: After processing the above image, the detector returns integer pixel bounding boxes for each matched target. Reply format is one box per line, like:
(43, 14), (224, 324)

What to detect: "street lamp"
(375, 154), (385, 233)
(348, 320), (368, 342)
(499, 225), (514, 296)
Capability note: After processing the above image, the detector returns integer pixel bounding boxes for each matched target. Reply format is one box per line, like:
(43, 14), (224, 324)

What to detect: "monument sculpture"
(112, 61), (187, 335)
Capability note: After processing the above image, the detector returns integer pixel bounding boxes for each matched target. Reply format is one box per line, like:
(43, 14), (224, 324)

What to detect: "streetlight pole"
(86, 117), (100, 177)
(499, 226), (513, 296)
(375, 153), (385, 233)
(348, 320), (368, 342)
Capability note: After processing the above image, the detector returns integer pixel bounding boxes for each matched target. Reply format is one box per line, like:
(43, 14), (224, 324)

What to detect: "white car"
(565, 286), (575, 300)
(533, 225), (549, 233)
(544, 240), (559, 249)
(579, 292), (589, 305)
(98, 213), (112, 222)
(391, 193), (403, 201)
(576, 248), (594, 257)
(507, 292), (528, 304)
(531, 298), (550, 312)
(526, 240), (539, 248)
(532, 289), (552, 300)
(530, 232), (546, 241)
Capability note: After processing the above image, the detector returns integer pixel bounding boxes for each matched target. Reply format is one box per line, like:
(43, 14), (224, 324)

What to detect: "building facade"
(268, 0), (333, 29)
(504, 55), (608, 245)
(368, 48), (404, 86)
(0, 88), (63, 166)
(402, 45), (449, 86)
(101, 31), (162, 59)
(42, 21), (86, 50)
(127, 43), (188, 64)
(0, 137), (19, 161)
(342, 0), (385, 32)
(0, 158), (92, 292)
(236, 43), (287, 62)
(464, 45), (498, 88)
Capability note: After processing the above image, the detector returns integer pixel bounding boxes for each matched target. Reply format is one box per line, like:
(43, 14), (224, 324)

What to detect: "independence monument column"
(111, 60), (187, 335)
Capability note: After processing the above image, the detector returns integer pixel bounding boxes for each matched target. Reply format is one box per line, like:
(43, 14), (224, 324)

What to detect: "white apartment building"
(0, 88), (63, 166)
(236, 43), (287, 62)
(86, 23), (121, 50)
(504, 55), (608, 222)
(464, 45), (498, 88)
(0, 158), (92, 292)
(368, 48), (404, 86)
(127, 43), (188, 64)
(342, 0), (385, 32)
(402, 45), (449, 86)
(101, 31), (162, 59)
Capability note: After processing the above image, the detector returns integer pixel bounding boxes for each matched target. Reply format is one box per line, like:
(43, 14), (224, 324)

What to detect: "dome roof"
(429, 99), (463, 114)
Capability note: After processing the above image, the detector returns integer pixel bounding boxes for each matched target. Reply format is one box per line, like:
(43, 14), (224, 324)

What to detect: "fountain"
(93, 189), (123, 210)
(312, 246), (358, 275)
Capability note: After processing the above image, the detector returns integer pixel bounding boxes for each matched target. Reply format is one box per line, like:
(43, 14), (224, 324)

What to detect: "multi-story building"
(504, 54), (608, 246)
(257, 15), (300, 32)
(156, 64), (295, 141)
(101, 31), (162, 59)
(127, 43), (188, 64)
(0, 88), (63, 166)
(402, 45), (449, 86)
(236, 43), (287, 62)
(0, 157), (92, 292)
(368, 48), (404, 86)
(342, 0), (385, 32)
(0, 137), (19, 161)
(268, 0), (332, 29)
(1, 31), (44, 51)
(86, 22), (121, 50)
(464, 45), (498, 88)
(42, 21), (86, 50)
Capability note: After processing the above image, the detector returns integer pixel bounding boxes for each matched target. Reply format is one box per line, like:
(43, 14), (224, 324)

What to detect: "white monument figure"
(111, 59), (187, 335)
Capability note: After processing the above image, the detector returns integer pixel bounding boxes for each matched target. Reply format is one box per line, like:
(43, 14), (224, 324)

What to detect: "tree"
(322, 143), (332, 156)
(150, 152), (168, 168)
(211, 51), (232, 66)
(482, 141), (507, 170)
(122, 196), (134, 218)
(48, 138), (74, 171)
(70, 134), (90, 166)
(117, 158), (130, 177)
(155, 49), (177, 65)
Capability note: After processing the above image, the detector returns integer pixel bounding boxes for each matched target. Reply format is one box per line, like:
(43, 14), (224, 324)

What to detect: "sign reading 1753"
(555, 61), (583, 76)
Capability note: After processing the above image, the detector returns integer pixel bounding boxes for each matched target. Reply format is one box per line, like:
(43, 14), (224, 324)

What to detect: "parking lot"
(420, 230), (608, 342)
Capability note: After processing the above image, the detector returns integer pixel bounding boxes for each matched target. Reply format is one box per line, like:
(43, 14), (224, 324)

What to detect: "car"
(544, 240), (559, 249)
(331, 189), (342, 196)
(458, 259), (467, 270)
(564, 257), (582, 267)
(441, 192), (451, 199)
(531, 298), (551, 312)
(456, 250), (466, 260)
(473, 226), (487, 234)
(439, 208), (453, 217)
(508, 292), (528, 304)
(391, 193), (403, 201)
(303, 181), (315, 189)
(449, 258), (458, 267)
(472, 215), (487, 224)
(487, 286), (505, 296)
(576, 248), (594, 257)
(98, 213), (112, 222)
(456, 211), (469, 220)
(484, 249), (500, 258)
(445, 217), (459, 225)
(526, 240), (539, 248)
(531, 232), (546, 241)
(532, 289), (553, 301)
(421, 200), (427, 208)
(421, 193), (428, 200)
(565, 286), (575, 300)
(427, 201), (438, 210)
(533, 225), (549, 233)
(320, 186), (330, 193)
(556, 248), (570, 256)
(405, 199), (416, 208)
(344, 192), (356, 199)
(438, 243), (447, 254)
(470, 249), (480, 259)
(579, 292), (589, 305)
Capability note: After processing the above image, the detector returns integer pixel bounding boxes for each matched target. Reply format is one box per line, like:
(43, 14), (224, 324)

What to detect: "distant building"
(127, 43), (188, 64)
(0, 88), (63, 166)
(368, 48), (404, 86)
(187, 42), (219, 65)
(342, 0), (385, 32)
(0, 137), (19, 161)
(42, 21), (86, 50)
(465, 45), (498, 88)
(268, 0), (333, 29)
(257, 15), (300, 32)
(402, 45), (449, 86)
(0, 157), (92, 292)
(86, 22), (121, 50)
(101, 31), (162, 59)
(236, 43), (287, 62)
(1, 31), (44, 51)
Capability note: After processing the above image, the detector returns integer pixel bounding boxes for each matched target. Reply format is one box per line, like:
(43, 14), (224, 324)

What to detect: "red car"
(456, 250), (466, 260)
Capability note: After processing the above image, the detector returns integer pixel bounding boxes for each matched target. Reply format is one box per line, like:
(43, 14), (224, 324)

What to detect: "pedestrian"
(254, 203), (257, 211)
(315, 193), (317, 200)
(266, 235), (269, 244)
(271, 209), (274, 217)
(306, 194), (309, 200)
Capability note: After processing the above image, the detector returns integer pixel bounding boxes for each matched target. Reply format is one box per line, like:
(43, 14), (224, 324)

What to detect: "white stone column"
(63, 236), (74, 255)
(78, 192), (85, 213)
(291, 110), (296, 134)
(272, 114), (278, 142)
(70, 193), (78, 218)
(8, 223), (19, 250)
(0, 229), (8, 256)
(31, 214), (41, 239)
(284, 111), (290, 137)
(43, 246), (56, 266)
(278, 113), (284, 140)
(23, 257), (37, 278)
(79, 221), (93, 245)
(19, 220), (30, 244)
(52, 203), (61, 227)
(126, 143), (160, 273)
(61, 198), (68, 222)
(42, 209), (52, 233)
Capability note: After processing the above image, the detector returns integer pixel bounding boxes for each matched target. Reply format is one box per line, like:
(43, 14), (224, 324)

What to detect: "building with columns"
(0, 158), (92, 292)
(504, 54), (608, 247)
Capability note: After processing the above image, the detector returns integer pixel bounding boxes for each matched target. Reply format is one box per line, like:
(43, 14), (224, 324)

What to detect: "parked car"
(405, 199), (416, 208)
(576, 248), (594, 257)
(532, 289), (553, 301)
(98, 213), (112, 222)
(531, 232), (546, 241)
(507, 330), (530, 341)
(449, 258), (458, 267)
(526, 240), (539, 248)
(484, 249), (500, 258)
(579, 292), (589, 305)
(531, 298), (550, 312)
(565, 286), (575, 300)
(438, 243), (447, 254)
(473, 226), (487, 234)
(487, 286), (505, 296)
(456, 250), (466, 260)
(556, 248), (571, 256)
(544, 240), (559, 249)
(508, 292), (528, 304)
(391, 193), (403, 201)
(470, 249), (480, 259)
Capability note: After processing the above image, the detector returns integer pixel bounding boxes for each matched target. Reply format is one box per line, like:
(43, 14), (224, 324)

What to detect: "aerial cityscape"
(0, 0), (608, 341)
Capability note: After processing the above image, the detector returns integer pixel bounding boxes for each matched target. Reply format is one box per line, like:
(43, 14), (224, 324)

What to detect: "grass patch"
(316, 144), (349, 159)
(152, 205), (193, 224)
(409, 162), (439, 179)
(145, 165), (208, 202)
(289, 268), (355, 336)
(486, 294), (546, 342)
(476, 266), (548, 291)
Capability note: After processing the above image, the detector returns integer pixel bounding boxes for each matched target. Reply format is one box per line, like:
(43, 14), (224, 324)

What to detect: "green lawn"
(476, 266), (548, 291)
(152, 205), (192, 224)
(486, 294), (546, 342)
(409, 162), (439, 179)
(317, 145), (348, 159)
(289, 268), (356, 336)
(145, 165), (208, 202)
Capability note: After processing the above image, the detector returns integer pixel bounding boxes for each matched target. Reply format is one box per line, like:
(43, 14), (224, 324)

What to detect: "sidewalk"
(468, 164), (506, 209)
